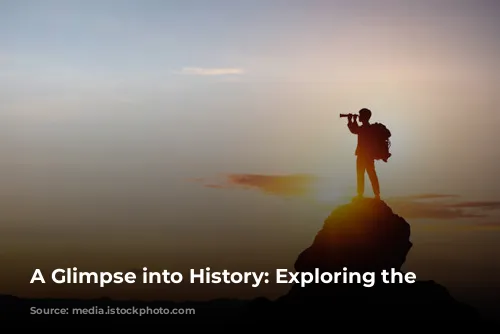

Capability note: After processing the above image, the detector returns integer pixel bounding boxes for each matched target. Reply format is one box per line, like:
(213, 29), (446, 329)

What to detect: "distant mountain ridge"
(2, 199), (498, 329)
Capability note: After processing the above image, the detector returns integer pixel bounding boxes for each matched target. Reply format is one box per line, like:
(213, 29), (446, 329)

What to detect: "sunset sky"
(0, 0), (499, 312)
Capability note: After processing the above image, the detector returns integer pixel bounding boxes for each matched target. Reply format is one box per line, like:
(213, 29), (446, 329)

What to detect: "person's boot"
(352, 194), (363, 201)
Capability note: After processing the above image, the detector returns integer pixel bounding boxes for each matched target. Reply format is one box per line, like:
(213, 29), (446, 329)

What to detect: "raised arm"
(347, 116), (359, 134)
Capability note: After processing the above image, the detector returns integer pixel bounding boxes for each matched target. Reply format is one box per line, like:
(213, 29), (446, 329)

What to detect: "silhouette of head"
(359, 108), (371, 124)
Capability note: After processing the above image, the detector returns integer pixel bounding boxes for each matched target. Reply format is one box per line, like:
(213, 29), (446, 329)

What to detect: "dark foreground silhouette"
(2, 199), (497, 328)
(342, 108), (392, 199)
(248, 199), (491, 327)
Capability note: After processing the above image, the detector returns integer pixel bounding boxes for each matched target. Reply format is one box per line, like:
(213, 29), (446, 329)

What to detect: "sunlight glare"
(311, 179), (345, 203)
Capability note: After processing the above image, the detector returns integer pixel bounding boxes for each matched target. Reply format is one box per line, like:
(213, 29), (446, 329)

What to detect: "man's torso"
(356, 124), (374, 158)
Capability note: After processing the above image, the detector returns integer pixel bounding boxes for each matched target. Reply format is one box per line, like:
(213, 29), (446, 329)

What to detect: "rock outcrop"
(296, 197), (411, 275)
(284, 197), (412, 299)
(247, 198), (483, 326)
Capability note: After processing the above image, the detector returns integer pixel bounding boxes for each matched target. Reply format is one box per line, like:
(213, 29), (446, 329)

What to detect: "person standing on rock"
(345, 108), (381, 200)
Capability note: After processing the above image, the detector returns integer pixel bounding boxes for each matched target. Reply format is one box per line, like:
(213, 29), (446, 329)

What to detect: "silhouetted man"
(347, 108), (380, 200)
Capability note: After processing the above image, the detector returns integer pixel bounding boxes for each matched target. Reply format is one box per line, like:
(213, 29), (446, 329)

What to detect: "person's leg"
(356, 156), (365, 197)
(366, 159), (380, 198)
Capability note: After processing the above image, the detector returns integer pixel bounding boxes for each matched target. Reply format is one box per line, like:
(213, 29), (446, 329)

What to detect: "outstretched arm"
(347, 116), (359, 134)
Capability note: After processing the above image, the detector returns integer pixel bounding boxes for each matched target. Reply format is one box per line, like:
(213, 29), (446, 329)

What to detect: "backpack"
(370, 123), (392, 162)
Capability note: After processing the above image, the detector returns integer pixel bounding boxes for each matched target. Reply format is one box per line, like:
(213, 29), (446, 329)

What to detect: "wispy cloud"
(393, 194), (460, 200)
(227, 174), (316, 196)
(193, 173), (500, 221)
(178, 67), (245, 76)
(444, 201), (500, 210)
(192, 174), (317, 197)
(385, 197), (500, 219)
